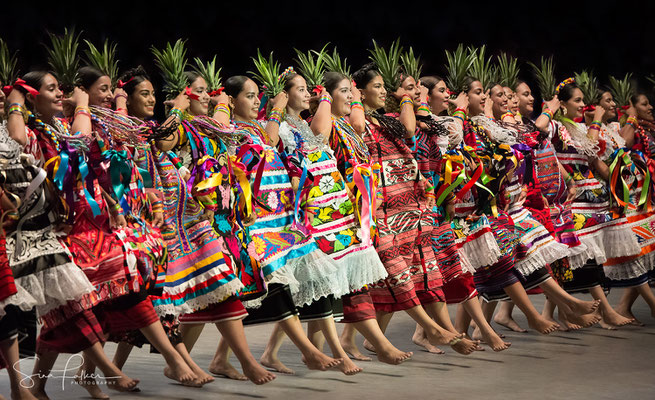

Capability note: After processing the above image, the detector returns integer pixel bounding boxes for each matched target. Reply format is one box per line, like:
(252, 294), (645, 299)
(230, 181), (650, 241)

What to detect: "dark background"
(2, 2), (654, 98)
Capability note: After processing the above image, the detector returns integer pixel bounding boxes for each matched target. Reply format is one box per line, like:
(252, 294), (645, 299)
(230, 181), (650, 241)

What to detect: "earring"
(563, 107), (568, 117)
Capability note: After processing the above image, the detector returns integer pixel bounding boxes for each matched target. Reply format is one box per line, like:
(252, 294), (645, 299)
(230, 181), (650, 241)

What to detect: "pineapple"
(496, 52), (519, 90)
(444, 44), (475, 93)
(368, 39), (403, 112)
(192, 55), (222, 93)
(248, 49), (284, 97)
(468, 45), (496, 91)
(151, 39), (188, 100)
(84, 39), (119, 87)
(323, 46), (350, 77)
(45, 28), (81, 94)
(608, 73), (634, 108)
(527, 56), (556, 101)
(294, 43), (329, 92)
(0, 38), (19, 87)
(574, 70), (600, 105)
(400, 46), (422, 81)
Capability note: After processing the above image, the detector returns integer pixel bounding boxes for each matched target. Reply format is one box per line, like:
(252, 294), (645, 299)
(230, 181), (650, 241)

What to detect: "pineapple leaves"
(400, 46), (422, 81)
(368, 39), (403, 92)
(496, 53), (519, 90)
(294, 43), (329, 90)
(248, 49), (284, 97)
(151, 39), (188, 99)
(193, 55), (222, 92)
(323, 46), (351, 77)
(574, 70), (600, 105)
(468, 45), (496, 91)
(0, 38), (19, 87)
(527, 56), (556, 101)
(84, 39), (119, 87)
(45, 28), (81, 93)
(444, 44), (475, 93)
(608, 73), (634, 108)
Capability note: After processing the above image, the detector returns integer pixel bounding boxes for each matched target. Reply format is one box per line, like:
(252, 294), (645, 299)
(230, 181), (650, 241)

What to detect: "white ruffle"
(338, 246), (388, 291)
(287, 250), (349, 308)
(570, 231), (607, 268)
(603, 225), (641, 259)
(458, 231), (501, 269)
(457, 250), (477, 275)
(515, 240), (570, 277)
(604, 250), (655, 281)
(154, 278), (244, 317)
(1, 262), (95, 317)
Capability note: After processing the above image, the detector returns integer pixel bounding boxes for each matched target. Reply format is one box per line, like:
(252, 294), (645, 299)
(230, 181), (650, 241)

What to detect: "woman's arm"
(264, 92), (288, 146)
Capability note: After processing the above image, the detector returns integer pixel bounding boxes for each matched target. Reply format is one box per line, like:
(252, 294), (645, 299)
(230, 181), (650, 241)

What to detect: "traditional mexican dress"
(361, 115), (443, 312)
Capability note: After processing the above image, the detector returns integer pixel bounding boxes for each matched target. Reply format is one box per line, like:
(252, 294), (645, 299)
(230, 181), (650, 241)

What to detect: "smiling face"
(361, 74), (387, 110)
(515, 82), (534, 116)
(230, 78), (260, 121)
(490, 84), (509, 118)
(188, 76), (210, 116)
(504, 87), (519, 114)
(467, 80), (485, 116)
(562, 88), (585, 119)
(634, 94), (654, 121)
(29, 73), (63, 121)
(401, 76), (421, 103)
(128, 80), (156, 119)
(85, 75), (112, 108)
(598, 91), (617, 121)
(286, 75), (310, 113)
(329, 78), (353, 117)
(428, 80), (450, 115)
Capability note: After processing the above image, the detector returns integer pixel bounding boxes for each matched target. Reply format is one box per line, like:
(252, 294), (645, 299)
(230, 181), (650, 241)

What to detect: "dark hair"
(515, 79), (528, 90)
(118, 66), (151, 96)
(323, 71), (349, 96)
(462, 76), (480, 94)
(78, 66), (106, 89)
(419, 75), (444, 93)
(489, 83), (504, 96)
(352, 63), (380, 89)
(21, 71), (50, 95)
(631, 93), (648, 105)
(184, 71), (201, 86)
(224, 75), (251, 98)
(283, 72), (301, 92)
(557, 82), (579, 103)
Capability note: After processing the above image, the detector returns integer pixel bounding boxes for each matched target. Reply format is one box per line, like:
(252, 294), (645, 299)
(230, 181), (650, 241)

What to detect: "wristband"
(319, 94), (332, 105)
(170, 107), (184, 121)
(400, 96), (413, 108)
(268, 107), (283, 125)
(214, 103), (231, 118)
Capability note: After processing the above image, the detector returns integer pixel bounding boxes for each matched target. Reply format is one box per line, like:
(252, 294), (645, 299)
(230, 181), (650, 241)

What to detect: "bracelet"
(111, 202), (123, 215)
(425, 193), (436, 199)
(319, 94), (332, 105)
(75, 106), (91, 119)
(114, 93), (128, 101)
(541, 108), (554, 120)
(400, 96), (413, 108)
(169, 107), (184, 121)
(5, 212), (19, 221)
(214, 103), (231, 118)
(7, 103), (27, 123)
(115, 107), (127, 113)
(417, 101), (430, 114)
(268, 107), (283, 125)
(588, 120), (602, 131)
(500, 111), (514, 120)
(350, 101), (364, 111)
(626, 115), (639, 129)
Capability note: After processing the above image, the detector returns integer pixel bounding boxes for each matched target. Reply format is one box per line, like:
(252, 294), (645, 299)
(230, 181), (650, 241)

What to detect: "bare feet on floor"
(260, 353), (295, 375)
(208, 360), (248, 381)
(605, 307), (637, 327)
(241, 361), (276, 385)
(362, 339), (376, 354)
(106, 373), (140, 393)
(479, 329), (511, 352)
(74, 373), (110, 399)
(615, 305), (645, 326)
(340, 338), (372, 361)
(163, 361), (198, 386)
(337, 356), (362, 376)
(376, 347), (413, 365)
(565, 310), (601, 328)
(302, 352), (342, 371)
(186, 362), (215, 385)
(569, 299), (600, 315)
(528, 315), (560, 334)
(411, 331), (444, 354)
(164, 366), (202, 387)
(493, 314), (528, 333)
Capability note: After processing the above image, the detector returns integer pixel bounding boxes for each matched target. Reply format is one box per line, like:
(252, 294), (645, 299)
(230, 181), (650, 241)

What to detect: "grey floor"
(1, 290), (654, 400)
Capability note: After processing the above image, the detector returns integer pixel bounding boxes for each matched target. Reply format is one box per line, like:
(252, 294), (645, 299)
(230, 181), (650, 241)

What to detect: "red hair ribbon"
(351, 80), (357, 88)
(312, 84), (325, 96)
(617, 104), (630, 119)
(117, 77), (134, 88)
(208, 87), (225, 97)
(1, 85), (12, 97)
(582, 105), (596, 112)
(13, 79), (40, 97)
(185, 86), (200, 101)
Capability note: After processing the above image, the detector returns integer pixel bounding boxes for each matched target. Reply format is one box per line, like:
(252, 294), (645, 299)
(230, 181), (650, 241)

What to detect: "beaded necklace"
(332, 116), (370, 163)
(236, 120), (270, 145)
(284, 115), (327, 152)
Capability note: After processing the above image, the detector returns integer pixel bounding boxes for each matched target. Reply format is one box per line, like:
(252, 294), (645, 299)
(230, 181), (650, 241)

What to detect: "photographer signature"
(15, 354), (121, 390)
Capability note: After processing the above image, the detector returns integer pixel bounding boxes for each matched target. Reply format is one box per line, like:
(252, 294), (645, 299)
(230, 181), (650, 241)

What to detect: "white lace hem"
(459, 231), (501, 269)
(604, 225), (641, 259)
(515, 240), (570, 277)
(604, 251), (655, 281)
(338, 246), (388, 291)
(154, 278), (244, 317)
(0, 262), (95, 318)
(288, 250), (349, 308)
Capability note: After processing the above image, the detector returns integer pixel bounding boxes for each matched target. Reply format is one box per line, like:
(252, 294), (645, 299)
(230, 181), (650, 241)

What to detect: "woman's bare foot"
(74, 374), (110, 399)
(337, 357), (362, 376)
(208, 360), (248, 381)
(242, 361), (276, 385)
(362, 339), (376, 353)
(302, 352), (343, 371)
(527, 315), (560, 334)
(163, 361), (197, 386)
(260, 352), (295, 375)
(615, 304), (645, 326)
(106, 373), (140, 393)
(376, 347), (413, 365)
(449, 335), (478, 355)
(11, 387), (39, 400)
(479, 329), (511, 352)
(185, 361), (214, 385)
(493, 313), (528, 333)
(565, 310), (601, 328)
(411, 331), (444, 354)
(602, 308), (635, 328)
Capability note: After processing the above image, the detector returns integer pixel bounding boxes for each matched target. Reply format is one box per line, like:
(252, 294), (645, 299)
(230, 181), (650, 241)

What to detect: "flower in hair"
(555, 77), (575, 95)
(278, 66), (295, 82)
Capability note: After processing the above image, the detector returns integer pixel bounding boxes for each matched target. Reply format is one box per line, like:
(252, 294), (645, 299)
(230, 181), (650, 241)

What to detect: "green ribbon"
(103, 150), (132, 202)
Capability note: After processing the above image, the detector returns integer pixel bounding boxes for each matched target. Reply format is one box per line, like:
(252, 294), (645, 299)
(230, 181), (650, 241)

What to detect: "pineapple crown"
(294, 43), (329, 90)
(646, 74), (655, 89)
(248, 49), (284, 97)
(323, 46), (351, 78)
(400, 46), (422, 82)
(151, 39), (189, 99)
(444, 44), (475, 93)
(45, 27), (81, 93)
(0, 38), (19, 87)
(84, 39), (119, 87)
(192, 55), (222, 92)
(368, 38), (403, 92)
(527, 56), (556, 101)
(468, 45), (497, 91)
(574, 71), (600, 105)
(496, 52), (519, 90)
(608, 73), (634, 108)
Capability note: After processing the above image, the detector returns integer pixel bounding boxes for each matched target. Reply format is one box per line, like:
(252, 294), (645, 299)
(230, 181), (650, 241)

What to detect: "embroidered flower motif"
(267, 192), (279, 210)
(319, 175), (335, 193)
(252, 236), (266, 255)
